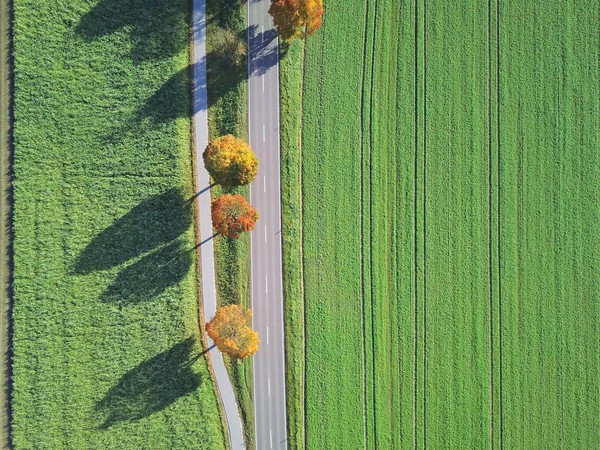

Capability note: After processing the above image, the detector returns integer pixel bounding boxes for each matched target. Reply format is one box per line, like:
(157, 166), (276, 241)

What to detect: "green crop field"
(281, 0), (600, 448)
(10, 0), (226, 448)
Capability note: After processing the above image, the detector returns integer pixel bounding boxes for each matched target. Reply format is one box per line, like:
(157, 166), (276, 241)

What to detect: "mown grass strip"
(11, 0), (226, 447)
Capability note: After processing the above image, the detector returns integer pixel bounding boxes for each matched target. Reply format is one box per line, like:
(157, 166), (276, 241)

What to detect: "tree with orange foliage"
(268, 0), (323, 41)
(206, 305), (259, 359)
(211, 194), (259, 239)
(203, 135), (258, 188)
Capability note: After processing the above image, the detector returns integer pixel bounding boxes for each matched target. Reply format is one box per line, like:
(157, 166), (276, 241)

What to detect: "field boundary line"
(0, 0), (13, 445)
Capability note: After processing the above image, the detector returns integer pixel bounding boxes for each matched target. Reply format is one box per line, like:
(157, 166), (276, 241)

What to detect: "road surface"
(192, 1), (245, 448)
(247, 3), (288, 450)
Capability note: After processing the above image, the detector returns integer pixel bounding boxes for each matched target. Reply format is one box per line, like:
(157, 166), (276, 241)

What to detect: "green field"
(11, 0), (226, 448)
(281, 0), (600, 448)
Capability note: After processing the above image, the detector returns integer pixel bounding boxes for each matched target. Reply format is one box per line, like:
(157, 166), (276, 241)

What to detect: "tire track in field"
(422, 0), (428, 447)
(299, 33), (308, 450)
(367, 0), (380, 448)
(359, 0), (371, 446)
(412, 0), (419, 446)
(487, 0), (495, 448)
(496, 1), (503, 447)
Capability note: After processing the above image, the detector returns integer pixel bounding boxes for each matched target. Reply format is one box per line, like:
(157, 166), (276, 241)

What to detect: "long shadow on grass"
(95, 338), (202, 429)
(101, 239), (192, 304)
(75, 0), (188, 64)
(73, 188), (191, 274)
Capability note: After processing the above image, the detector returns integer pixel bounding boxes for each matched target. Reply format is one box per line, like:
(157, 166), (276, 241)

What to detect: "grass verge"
(0, 0), (12, 446)
(10, 0), (226, 447)
(205, 0), (254, 443)
(278, 38), (305, 450)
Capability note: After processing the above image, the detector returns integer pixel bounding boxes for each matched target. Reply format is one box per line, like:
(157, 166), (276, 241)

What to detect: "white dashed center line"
(268, 378), (271, 396)
(263, 124), (266, 142)
(264, 225), (267, 242)
(265, 275), (268, 292)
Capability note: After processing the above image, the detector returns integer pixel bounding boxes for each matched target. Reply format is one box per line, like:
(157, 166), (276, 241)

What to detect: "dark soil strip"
(0, 0), (13, 447)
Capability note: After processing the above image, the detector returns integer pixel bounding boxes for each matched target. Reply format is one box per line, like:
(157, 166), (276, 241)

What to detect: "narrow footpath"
(191, 1), (245, 448)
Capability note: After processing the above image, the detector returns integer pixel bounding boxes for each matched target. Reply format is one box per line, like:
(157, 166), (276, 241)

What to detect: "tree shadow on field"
(95, 338), (202, 429)
(101, 239), (193, 304)
(75, 0), (188, 64)
(137, 60), (207, 124)
(73, 188), (191, 274)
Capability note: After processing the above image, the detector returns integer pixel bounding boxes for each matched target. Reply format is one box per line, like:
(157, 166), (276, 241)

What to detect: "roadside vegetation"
(0, 0), (12, 445)
(280, 0), (600, 448)
(205, 0), (254, 442)
(10, 0), (226, 447)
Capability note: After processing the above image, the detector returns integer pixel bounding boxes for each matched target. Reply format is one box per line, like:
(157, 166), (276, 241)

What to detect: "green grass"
(281, 0), (600, 448)
(205, 0), (254, 443)
(10, 0), (226, 448)
(279, 38), (306, 450)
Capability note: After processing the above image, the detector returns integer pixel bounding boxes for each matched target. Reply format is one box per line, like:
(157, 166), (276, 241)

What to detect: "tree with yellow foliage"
(203, 135), (258, 188)
(206, 305), (259, 359)
(268, 0), (323, 41)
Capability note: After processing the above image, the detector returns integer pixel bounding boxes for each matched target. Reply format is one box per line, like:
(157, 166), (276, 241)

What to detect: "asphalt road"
(191, 1), (245, 448)
(247, 3), (288, 450)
